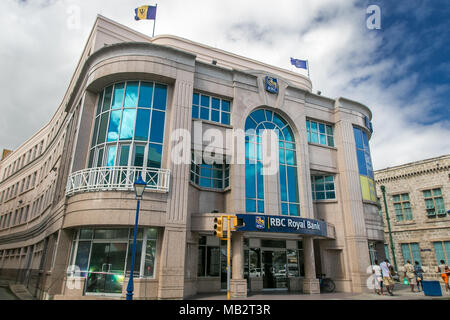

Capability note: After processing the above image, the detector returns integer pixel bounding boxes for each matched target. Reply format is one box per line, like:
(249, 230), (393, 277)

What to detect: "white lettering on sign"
(268, 217), (321, 232)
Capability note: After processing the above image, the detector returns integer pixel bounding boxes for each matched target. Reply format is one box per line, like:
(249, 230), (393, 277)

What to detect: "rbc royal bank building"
(0, 16), (384, 299)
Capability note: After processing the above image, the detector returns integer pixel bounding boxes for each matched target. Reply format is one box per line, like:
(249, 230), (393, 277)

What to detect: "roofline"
(374, 154), (450, 173)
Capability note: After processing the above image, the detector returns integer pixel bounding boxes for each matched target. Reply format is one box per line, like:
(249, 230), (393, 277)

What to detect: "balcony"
(66, 166), (170, 196)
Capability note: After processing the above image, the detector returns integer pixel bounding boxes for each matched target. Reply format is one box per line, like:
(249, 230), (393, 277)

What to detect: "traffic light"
(214, 217), (223, 239)
(232, 217), (245, 230)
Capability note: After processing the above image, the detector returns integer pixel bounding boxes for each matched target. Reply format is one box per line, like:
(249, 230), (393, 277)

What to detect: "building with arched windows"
(0, 15), (384, 299)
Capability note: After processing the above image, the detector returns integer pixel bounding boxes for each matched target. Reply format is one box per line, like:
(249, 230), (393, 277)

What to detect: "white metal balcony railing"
(66, 166), (170, 196)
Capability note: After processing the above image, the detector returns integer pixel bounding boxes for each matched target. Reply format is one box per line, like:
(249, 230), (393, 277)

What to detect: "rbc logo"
(265, 76), (279, 94)
(256, 216), (265, 230)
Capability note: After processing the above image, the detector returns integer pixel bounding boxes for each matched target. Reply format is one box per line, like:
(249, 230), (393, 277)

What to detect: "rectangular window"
(401, 243), (421, 265)
(306, 120), (334, 147)
(197, 236), (220, 277)
(311, 175), (336, 200)
(190, 154), (229, 190)
(192, 93), (231, 125)
(423, 188), (446, 217)
(392, 193), (413, 221)
(433, 241), (450, 265)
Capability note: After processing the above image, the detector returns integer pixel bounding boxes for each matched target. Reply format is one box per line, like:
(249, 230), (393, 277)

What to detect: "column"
(302, 237), (320, 294)
(230, 232), (247, 298)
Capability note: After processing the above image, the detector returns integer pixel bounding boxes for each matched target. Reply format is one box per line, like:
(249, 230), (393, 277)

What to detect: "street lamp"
(380, 185), (398, 272)
(126, 175), (147, 301)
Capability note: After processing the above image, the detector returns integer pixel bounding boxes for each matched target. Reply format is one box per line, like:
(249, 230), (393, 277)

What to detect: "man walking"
(380, 259), (395, 296)
(414, 261), (424, 292)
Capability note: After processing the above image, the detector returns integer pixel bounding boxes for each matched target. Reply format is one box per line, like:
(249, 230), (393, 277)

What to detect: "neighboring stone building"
(0, 15), (383, 300)
(374, 155), (450, 279)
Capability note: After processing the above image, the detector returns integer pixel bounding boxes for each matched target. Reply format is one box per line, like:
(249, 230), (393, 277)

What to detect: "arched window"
(88, 81), (167, 170)
(245, 109), (300, 216)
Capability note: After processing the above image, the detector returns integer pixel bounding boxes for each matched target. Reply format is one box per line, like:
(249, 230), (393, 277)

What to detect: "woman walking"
(414, 261), (424, 292)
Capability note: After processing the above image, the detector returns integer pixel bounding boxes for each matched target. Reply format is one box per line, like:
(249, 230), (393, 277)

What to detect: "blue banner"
(236, 214), (328, 237)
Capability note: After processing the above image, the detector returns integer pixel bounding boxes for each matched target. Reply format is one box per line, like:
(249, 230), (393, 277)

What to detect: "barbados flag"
(135, 5), (157, 20)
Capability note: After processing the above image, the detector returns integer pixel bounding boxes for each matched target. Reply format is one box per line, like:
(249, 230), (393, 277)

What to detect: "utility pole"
(381, 185), (398, 271)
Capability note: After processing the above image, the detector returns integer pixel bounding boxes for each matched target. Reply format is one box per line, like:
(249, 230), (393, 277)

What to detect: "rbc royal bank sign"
(236, 214), (328, 237)
(265, 76), (279, 94)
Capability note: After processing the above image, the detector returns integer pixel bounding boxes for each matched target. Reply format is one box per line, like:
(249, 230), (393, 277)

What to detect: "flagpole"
(152, 3), (157, 37)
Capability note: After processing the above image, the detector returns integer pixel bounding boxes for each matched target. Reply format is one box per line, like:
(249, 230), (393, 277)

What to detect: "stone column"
(302, 237), (320, 294)
(230, 232), (247, 298)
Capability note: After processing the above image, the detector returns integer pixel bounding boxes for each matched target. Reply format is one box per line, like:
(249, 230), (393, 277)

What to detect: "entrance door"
(262, 250), (287, 289)
(85, 242), (127, 295)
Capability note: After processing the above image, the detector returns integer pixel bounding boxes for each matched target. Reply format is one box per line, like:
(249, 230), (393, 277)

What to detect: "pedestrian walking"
(380, 259), (395, 296)
(403, 260), (416, 292)
(437, 260), (449, 293)
(372, 260), (383, 295)
(414, 261), (424, 292)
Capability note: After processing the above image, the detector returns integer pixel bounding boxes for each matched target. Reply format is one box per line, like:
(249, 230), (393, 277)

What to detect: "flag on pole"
(290, 57), (308, 69)
(135, 5), (157, 20)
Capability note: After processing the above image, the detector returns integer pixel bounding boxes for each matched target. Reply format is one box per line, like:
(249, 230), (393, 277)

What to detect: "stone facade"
(374, 155), (450, 280)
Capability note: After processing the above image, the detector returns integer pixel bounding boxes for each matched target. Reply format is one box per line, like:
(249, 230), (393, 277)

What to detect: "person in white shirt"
(372, 260), (383, 295)
(379, 259), (395, 296)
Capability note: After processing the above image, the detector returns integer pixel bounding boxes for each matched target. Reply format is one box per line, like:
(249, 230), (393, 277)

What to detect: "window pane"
(286, 150), (296, 165)
(222, 100), (230, 112)
(147, 144), (162, 168)
(111, 83), (125, 109)
(319, 123), (326, 134)
(124, 81), (139, 108)
(96, 91), (104, 116)
(354, 128), (363, 149)
(119, 109), (137, 140)
(192, 105), (199, 118)
(102, 86), (113, 112)
(107, 110), (122, 142)
(201, 95), (210, 107)
(200, 107), (209, 120)
(134, 146), (145, 167)
(135, 109), (151, 141)
(150, 110), (165, 143)
(96, 148), (104, 167)
(106, 145), (117, 167)
(144, 240), (157, 277)
(74, 241), (91, 272)
(119, 145), (130, 166)
(91, 117), (100, 147)
(138, 82), (153, 108)
(287, 166), (299, 203)
(221, 112), (230, 125)
(153, 84), (167, 111)
(320, 134), (327, 145)
(126, 241), (142, 276)
(193, 93), (199, 105)
(245, 164), (256, 199)
(97, 112), (110, 144)
(211, 110), (220, 122)
(212, 98), (220, 110)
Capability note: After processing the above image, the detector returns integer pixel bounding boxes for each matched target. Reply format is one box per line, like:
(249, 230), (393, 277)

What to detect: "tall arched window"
(245, 109), (300, 216)
(88, 81), (167, 170)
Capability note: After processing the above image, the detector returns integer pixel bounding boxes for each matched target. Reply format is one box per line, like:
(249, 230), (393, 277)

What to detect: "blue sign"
(265, 76), (279, 94)
(236, 214), (328, 237)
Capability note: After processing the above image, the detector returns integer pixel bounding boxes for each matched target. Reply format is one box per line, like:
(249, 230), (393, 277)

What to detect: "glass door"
(262, 250), (288, 289)
(85, 242), (127, 295)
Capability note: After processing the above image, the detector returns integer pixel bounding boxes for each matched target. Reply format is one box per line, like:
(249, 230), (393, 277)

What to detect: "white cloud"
(0, 0), (448, 170)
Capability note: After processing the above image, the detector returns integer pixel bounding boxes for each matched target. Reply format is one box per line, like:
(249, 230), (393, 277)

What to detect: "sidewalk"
(190, 284), (450, 300)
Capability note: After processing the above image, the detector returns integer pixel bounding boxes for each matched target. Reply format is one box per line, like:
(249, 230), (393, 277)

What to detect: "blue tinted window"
(147, 144), (162, 168)
(134, 146), (145, 167)
(256, 162), (264, 199)
(245, 117), (257, 131)
(212, 98), (220, 110)
(287, 166), (299, 203)
(106, 146), (117, 167)
(200, 107), (209, 120)
(201, 95), (210, 107)
(97, 112), (109, 144)
(211, 110), (220, 122)
(102, 86), (113, 112)
(138, 82), (153, 108)
(245, 164), (256, 199)
(153, 84), (167, 110)
(280, 166), (287, 201)
(119, 145), (130, 166)
(250, 110), (266, 124)
(246, 200), (257, 213)
(193, 93), (199, 105)
(96, 91), (104, 116)
(91, 117), (100, 146)
(119, 109), (137, 140)
(150, 110), (165, 143)
(111, 83), (125, 109)
(135, 109), (150, 141)
(222, 100), (230, 112)
(107, 110), (122, 142)
(357, 149), (367, 175)
(192, 105), (199, 118)
(221, 113), (230, 125)
(124, 82), (139, 108)
(354, 128), (363, 149)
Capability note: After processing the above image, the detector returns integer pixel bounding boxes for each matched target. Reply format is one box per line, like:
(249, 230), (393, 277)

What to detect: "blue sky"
(0, 0), (449, 169)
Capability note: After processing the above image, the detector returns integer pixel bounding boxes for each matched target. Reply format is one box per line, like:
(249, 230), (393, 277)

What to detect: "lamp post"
(126, 175), (147, 301)
(380, 185), (398, 271)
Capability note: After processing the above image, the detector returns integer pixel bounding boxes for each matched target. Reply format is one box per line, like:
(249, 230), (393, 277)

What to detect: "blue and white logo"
(265, 76), (279, 94)
(255, 216), (265, 230)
